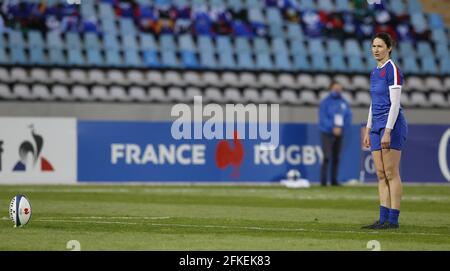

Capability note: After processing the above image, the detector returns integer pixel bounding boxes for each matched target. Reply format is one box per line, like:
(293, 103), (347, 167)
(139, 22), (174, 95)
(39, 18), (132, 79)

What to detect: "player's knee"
(376, 170), (386, 180)
(385, 169), (398, 182)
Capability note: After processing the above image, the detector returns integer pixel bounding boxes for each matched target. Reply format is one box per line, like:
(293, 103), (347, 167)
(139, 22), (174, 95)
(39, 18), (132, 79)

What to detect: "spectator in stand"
(301, 10), (324, 38)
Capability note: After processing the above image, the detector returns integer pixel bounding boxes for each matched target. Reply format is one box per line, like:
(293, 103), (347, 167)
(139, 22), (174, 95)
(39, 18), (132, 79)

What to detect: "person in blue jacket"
(318, 81), (352, 186)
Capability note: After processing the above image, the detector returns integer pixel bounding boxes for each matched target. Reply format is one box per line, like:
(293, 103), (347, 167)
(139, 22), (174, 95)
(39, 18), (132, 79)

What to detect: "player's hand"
(381, 129), (392, 149)
(363, 129), (371, 149)
(333, 127), (342, 137)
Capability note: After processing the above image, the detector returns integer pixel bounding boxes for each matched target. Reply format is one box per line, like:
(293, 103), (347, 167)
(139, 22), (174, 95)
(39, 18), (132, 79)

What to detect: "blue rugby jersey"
(369, 59), (404, 129)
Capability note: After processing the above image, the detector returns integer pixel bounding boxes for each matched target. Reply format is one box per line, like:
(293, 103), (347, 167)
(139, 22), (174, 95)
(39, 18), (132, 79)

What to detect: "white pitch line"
(42, 216), (171, 220)
(9, 217), (448, 237)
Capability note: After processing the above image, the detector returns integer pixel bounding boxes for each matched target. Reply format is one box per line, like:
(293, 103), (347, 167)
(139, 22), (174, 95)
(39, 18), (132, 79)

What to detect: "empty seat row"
(1, 82), (449, 108)
(1, 67), (450, 94)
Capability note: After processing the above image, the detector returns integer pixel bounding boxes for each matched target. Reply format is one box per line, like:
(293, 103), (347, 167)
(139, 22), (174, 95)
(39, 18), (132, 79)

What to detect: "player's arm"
(363, 104), (372, 148)
(382, 63), (403, 148)
(385, 63), (402, 130)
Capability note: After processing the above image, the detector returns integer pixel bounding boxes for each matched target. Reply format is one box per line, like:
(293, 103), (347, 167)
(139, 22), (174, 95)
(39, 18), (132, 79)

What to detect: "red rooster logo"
(216, 131), (244, 178)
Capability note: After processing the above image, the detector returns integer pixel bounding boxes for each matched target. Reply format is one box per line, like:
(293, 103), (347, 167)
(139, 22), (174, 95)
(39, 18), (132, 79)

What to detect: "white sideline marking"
(3, 217), (447, 237)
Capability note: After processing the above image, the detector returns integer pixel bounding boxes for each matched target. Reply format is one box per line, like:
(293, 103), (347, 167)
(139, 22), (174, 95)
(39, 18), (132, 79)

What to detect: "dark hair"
(372, 32), (395, 54)
(329, 81), (341, 89)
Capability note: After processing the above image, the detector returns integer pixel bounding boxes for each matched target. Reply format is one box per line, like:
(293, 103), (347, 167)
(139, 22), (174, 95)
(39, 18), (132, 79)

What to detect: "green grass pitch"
(1, 184), (449, 251)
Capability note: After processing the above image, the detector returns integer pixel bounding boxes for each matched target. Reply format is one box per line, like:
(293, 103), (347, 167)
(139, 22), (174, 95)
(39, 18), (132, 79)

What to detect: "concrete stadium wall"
(0, 101), (449, 124)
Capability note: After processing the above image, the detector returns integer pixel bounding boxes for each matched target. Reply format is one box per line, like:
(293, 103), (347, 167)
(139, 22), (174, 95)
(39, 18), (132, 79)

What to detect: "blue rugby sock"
(379, 205), (389, 223)
(389, 209), (400, 225)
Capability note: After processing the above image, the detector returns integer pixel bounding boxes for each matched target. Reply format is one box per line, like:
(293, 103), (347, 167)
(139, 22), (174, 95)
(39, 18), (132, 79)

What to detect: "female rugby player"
(361, 32), (408, 230)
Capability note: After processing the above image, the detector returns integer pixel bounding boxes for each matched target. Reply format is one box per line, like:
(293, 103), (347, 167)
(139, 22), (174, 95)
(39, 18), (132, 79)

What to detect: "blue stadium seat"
(255, 53), (273, 70)
(217, 36), (233, 53)
(0, 47), (9, 64)
(125, 50), (143, 67)
(122, 35), (138, 50)
(179, 34), (196, 52)
(326, 39), (343, 56)
(408, 0), (422, 14)
(27, 31), (45, 48)
(411, 13), (428, 32)
(293, 54), (310, 70)
(161, 51), (178, 67)
(428, 13), (444, 29)
(0, 34), (5, 48)
(330, 55), (347, 72)
(11, 47), (27, 64)
(48, 48), (66, 65)
(275, 53), (292, 71)
(390, 0), (405, 15)
(181, 51), (200, 68)
(417, 42), (434, 58)
(8, 31), (25, 48)
(101, 18), (118, 35)
(160, 35), (177, 52)
(228, 0), (243, 11)
(236, 37), (252, 53)
(174, 0), (189, 8)
(335, 0), (350, 11)
(191, 0), (207, 8)
(300, 0), (316, 10)
(286, 23), (304, 41)
(402, 57), (420, 74)
(289, 38), (307, 55)
(210, 0), (224, 8)
(266, 8), (282, 24)
(198, 36), (215, 53)
(87, 49), (104, 66)
(307, 39), (325, 56)
(237, 52), (255, 70)
(311, 54), (327, 71)
(439, 57), (450, 75)
(84, 33), (101, 49)
(421, 57), (438, 74)
(103, 34), (120, 50)
(272, 38), (288, 54)
(99, 3), (115, 19)
(365, 57), (377, 72)
(119, 18), (137, 36)
(431, 29), (448, 44)
(362, 39), (372, 59)
(155, 0), (171, 8)
(140, 33), (158, 50)
(29, 47), (46, 65)
(199, 51), (217, 69)
(248, 9), (265, 23)
(143, 50), (161, 67)
(246, 0), (262, 9)
(435, 43), (450, 58)
(399, 42), (416, 58)
(253, 38), (270, 54)
(105, 49), (122, 67)
(269, 23), (284, 38)
(66, 32), (82, 49)
(81, 0), (96, 17)
(218, 51), (236, 69)
(67, 49), (85, 66)
(317, 0), (334, 12)
(47, 31), (64, 49)
(344, 39), (362, 57)
(348, 56), (365, 72)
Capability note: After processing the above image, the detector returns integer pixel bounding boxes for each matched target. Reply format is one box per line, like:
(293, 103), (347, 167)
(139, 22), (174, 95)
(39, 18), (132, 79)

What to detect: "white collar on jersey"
(377, 58), (392, 69)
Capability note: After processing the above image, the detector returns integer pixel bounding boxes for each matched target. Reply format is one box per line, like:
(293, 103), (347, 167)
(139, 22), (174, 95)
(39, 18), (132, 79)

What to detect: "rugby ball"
(9, 195), (32, 227)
